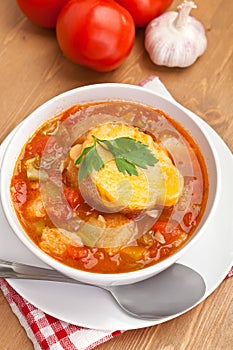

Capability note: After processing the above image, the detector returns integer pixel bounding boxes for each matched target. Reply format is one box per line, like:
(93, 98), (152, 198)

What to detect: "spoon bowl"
(0, 259), (206, 320)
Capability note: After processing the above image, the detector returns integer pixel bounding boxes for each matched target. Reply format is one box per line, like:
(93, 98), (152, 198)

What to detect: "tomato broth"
(11, 101), (208, 273)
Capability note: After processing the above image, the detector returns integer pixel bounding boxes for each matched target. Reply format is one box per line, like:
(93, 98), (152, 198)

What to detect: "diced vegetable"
(26, 135), (51, 157)
(39, 227), (68, 256)
(30, 220), (46, 235)
(24, 194), (46, 218)
(152, 221), (185, 245)
(67, 245), (89, 260)
(25, 156), (48, 181)
(76, 217), (104, 247)
(11, 180), (27, 208)
(43, 181), (62, 202)
(64, 186), (80, 209)
(41, 120), (60, 135)
(121, 246), (147, 261)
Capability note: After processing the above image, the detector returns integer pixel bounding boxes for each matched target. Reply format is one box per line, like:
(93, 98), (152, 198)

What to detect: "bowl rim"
(0, 82), (221, 284)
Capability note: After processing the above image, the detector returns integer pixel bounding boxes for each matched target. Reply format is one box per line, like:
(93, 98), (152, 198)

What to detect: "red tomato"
(25, 135), (57, 157)
(153, 221), (182, 244)
(11, 180), (27, 208)
(67, 246), (89, 260)
(64, 187), (80, 209)
(56, 0), (135, 72)
(16, 0), (70, 28)
(115, 0), (173, 27)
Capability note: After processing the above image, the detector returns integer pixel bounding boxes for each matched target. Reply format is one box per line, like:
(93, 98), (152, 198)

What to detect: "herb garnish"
(75, 135), (159, 182)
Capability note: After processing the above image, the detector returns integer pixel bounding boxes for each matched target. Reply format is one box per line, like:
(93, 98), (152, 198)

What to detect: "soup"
(10, 101), (208, 273)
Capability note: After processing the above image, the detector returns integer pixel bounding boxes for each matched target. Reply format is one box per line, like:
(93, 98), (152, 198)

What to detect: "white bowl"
(0, 83), (221, 286)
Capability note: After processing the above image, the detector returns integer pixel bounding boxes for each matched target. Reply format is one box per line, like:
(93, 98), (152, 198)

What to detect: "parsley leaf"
(76, 135), (159, 182)
(99, 137), (158, 169)
(78, 147), (104, 182)
(115, 157), (139, 176)
(75, 144), (95, 165)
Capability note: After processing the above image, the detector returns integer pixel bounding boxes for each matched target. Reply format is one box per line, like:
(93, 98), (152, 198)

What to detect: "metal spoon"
(0, 259), (206, 320)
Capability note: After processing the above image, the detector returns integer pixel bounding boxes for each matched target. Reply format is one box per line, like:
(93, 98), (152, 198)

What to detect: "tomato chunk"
(25, 135), (57, 157)
(68, 246), (89, 260)
(64, 187), (80, 209)
(152, 221), (183, 244)
(11, 180), (27, 208)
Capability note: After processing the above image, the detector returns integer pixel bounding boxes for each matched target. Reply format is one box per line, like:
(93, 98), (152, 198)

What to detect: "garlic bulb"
(145, 0), (207, 68)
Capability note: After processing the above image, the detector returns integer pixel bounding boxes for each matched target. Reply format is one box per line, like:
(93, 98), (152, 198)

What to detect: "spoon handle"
(0, 259), (84, 284)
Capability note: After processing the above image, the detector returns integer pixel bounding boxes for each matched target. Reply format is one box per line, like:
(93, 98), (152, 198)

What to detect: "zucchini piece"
(25, 156), (48, 181)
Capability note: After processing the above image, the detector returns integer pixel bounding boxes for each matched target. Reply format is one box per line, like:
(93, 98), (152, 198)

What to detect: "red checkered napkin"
(0, 76), (232, 350)
(0, 279), (123, 350)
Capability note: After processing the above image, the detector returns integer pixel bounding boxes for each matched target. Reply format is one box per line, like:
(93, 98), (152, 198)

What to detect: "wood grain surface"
(0, 0), (232, 349)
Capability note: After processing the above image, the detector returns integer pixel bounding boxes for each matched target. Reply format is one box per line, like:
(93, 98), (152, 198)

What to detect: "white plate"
(0, 116), (232, 331)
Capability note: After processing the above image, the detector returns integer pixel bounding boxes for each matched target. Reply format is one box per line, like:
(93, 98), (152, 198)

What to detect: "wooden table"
(0, 0), (232, 349)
